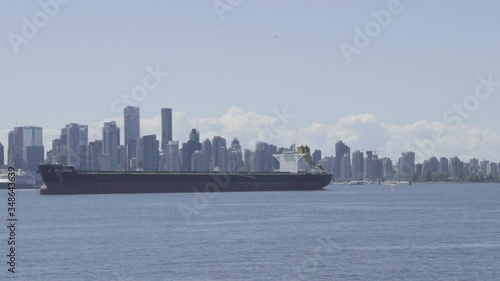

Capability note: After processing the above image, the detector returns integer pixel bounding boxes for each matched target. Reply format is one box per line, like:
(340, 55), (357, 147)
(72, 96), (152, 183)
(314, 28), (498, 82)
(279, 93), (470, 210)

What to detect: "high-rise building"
(423, 156), (439, 173)
(364, 151), (374, 180)
(381, 157), (394, 179)
(487, 162), (498, 177)
(340, 153), (351, 181)
(480, 160), (489, 176)
(25, 146), (44, 172)
(191, 150), (204, 172)
(269, 144), (279, 170)
(335, 141), (350, 178)
(9, 126), (44, 171)
(181, 129), (201, 171)
(468, 158), (480, 177)
(255, 142), (271, 172)
(243, 149), (254, 172)
(320, 156), (335, 175)
(117, 145), (127, 171)
(211, 136), (227, 171)
(397, 152), (415, 179)
(137, 135), (160, 171)
(372, 155), (382, 180)
(227, 138), (243, 172)
(89, 140), (103, 171)
(161, 108), (173, 150)
(7, 131), (14, 166)
(351, 150), (364, 180)
(201, 139), (213, 172)
(217, 148), (228, 172)
(450, 156), (463, 178)
(0, 142), (4, 166)
(438, 157), (449, 174)
(124, 106), (140, 170)
(64, 123), (89, 170)
(312, 150), (322, 165)
(165, 141), (180, 172)
(102, 121), (120, 170)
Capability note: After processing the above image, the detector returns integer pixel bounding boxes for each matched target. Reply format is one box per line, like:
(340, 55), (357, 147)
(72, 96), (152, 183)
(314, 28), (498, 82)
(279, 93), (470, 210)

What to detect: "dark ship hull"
(38, 164), (332, 195)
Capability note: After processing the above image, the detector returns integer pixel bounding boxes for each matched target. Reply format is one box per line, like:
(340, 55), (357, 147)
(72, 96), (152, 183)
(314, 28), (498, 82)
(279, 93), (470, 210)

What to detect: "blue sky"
(1, 0), (500, 161)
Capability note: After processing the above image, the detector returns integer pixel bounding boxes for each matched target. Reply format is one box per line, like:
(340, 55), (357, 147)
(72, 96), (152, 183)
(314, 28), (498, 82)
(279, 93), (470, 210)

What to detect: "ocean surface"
(1, 183), (499, 281)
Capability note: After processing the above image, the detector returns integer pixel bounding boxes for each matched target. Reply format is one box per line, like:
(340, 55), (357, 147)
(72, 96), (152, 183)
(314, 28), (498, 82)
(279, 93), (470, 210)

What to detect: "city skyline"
(2, 105), (500, 164)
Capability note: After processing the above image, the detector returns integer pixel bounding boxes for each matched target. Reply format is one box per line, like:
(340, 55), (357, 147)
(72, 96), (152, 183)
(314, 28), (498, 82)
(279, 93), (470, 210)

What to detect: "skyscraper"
(64, 123), (89, 170)
(0, 142), (4, 166)
(254, 142), (271, 172)
(88, 140), (103, 171)
(124, 106), (140, 170)
(352, 150), (364, 180)
(191, 150), (204, 172)
(201, 139), (213, 172)
(211, 136), (227, 171)
(102, 121), (120, 170)
(450, 156), (464, 178)
(7, 131), (14, 166)
(165, 141), (180, 172)
(340, 153), (351, 180)
(335, 141), (350, 178)
(364, 151), (373, 180)
(137, 135), (160, 171)
(161, 108), (173, 150)
(312, 149), (322, 165)
(397, 151), (415, 179)
(381, 157), (394, 179)
(9, 126), (44, 171)
(181, 129), (201, 171)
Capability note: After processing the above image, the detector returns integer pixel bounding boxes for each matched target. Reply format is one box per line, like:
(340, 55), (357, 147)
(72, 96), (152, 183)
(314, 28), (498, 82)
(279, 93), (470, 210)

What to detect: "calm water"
(1, 183), (499, 281)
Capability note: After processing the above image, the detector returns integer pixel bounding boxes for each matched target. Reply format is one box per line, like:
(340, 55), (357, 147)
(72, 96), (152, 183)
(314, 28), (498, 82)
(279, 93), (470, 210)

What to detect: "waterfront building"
(340, 153), (351, 181)
(201, 139), (213, 172)
(161, 108), (173, 150)
(211, 136), (227, 171)
(351, 150), (364, 180)
(89, 140), (103, 171)
(335, 141), (350, 178)
(450, 156), (464, 179)
(64, 123), (89, 170)
(312, 150), (322, 165)
(364, 151), (374, 180)
(137, 135), (160, 172)
(0, 142), (4, 166)
(102, 121), (120, 170)
(181, 129), (201, 171)
(124, 106), (140, 170)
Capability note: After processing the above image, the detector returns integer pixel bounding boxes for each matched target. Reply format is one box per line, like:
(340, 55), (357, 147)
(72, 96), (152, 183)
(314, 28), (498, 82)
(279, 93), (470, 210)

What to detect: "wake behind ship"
(38, 147), (332, 195)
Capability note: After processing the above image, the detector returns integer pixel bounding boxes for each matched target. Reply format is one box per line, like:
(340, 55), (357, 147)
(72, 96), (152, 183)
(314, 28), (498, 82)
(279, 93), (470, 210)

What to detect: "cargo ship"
(38, 147), (332, 195)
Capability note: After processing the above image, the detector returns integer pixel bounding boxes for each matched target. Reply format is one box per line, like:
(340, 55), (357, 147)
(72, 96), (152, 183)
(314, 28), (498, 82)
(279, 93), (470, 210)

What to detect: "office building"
(102, 121), (120, 170)
(161, 108), (173, 150)
(351, 150), (364, 180)
(335, 141), (350, 178)
(124, 106), (140, 170)
(137, 135), (160, 172)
